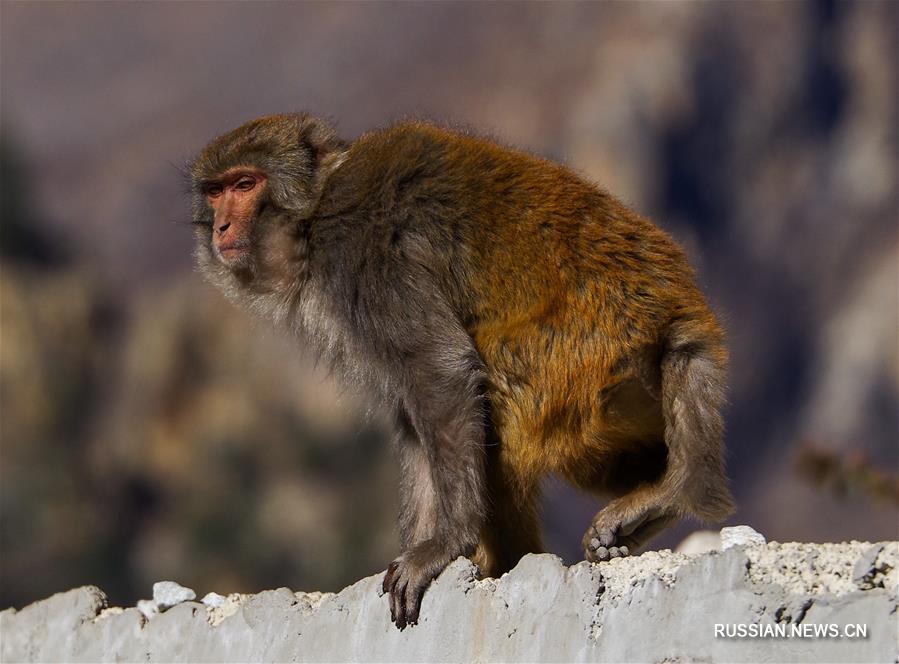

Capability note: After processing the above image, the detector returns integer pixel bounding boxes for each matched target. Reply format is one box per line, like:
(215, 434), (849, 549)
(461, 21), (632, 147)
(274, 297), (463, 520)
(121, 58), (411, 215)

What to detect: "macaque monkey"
(190, 113), (735, 629)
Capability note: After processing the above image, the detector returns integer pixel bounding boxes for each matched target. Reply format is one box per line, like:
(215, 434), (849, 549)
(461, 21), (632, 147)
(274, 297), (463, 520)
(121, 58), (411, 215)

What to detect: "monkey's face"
(190, 113), (348, 298)
(192, 171), (308, 302)
(200, 167), (267, 270)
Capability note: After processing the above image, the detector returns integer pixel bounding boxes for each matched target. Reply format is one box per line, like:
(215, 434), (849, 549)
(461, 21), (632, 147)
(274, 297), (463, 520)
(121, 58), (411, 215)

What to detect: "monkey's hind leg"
(584, 338), (735, 562)
(472, 450), (544, 578)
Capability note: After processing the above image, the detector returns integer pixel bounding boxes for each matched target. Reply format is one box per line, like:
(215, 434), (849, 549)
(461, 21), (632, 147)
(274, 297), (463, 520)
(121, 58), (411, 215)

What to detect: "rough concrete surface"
(2, 536), (897, 663)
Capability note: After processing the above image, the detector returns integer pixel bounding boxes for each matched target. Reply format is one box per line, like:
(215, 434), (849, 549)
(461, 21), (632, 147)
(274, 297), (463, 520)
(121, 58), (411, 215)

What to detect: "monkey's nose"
(216, 221), (231, 235)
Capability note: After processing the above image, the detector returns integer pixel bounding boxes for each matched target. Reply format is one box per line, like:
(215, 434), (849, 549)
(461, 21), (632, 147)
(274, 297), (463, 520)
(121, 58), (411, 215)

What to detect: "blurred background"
(1, 1), (896, 610)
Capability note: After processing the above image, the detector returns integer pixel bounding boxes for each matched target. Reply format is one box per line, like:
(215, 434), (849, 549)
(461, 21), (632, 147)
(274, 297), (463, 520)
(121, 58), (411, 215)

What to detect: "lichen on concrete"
(1, 535), (896, 663)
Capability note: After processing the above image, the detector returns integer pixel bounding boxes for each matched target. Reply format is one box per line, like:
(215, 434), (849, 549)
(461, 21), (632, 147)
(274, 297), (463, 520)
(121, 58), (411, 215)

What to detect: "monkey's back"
(328, 123), (724, 490)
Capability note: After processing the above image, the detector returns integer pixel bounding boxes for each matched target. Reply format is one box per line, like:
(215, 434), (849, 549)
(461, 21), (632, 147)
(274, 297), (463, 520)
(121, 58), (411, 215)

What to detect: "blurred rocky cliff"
(1, 1), (896, 609)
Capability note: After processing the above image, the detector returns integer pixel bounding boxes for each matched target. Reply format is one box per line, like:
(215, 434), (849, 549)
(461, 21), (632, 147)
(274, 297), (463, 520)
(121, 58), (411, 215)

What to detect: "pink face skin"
(204, 168), (268, 266)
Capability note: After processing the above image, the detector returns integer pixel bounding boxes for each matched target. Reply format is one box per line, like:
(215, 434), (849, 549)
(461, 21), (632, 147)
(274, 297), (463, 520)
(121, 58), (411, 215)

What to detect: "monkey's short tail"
(659, 329), (736, 522)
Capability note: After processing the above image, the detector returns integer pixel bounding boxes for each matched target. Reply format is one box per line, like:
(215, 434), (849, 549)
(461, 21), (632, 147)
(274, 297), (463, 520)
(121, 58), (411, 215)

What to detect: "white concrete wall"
(2, 538), (896, 663)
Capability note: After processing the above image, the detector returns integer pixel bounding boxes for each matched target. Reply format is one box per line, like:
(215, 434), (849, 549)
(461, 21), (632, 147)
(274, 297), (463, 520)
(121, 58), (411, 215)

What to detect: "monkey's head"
(190, 113), (347, 295)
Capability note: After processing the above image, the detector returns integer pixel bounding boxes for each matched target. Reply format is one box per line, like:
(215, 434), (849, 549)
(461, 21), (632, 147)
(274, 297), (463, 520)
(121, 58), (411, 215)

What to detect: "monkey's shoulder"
(359, 120), (489, 154)
(353, 121), (562, 176)
(328, 121), (588, 216)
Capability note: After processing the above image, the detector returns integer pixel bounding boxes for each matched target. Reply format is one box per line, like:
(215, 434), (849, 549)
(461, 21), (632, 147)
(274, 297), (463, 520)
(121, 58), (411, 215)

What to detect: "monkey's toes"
(583, 511), (638, 561)
(585, 537), (630, 562)
(583, 518), (621, 560)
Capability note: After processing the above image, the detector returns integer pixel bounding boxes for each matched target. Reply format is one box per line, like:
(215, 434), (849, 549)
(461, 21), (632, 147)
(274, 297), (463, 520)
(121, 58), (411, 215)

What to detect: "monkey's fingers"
(382, 560), (400, 596)
(383, 559), (408, 627)
(391, 578), (409, 629)
(404, 580), (426, 627)
(385, 557), (433, 629)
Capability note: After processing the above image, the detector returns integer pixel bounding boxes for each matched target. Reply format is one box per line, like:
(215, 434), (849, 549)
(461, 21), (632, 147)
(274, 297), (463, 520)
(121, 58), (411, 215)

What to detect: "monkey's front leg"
(382, 393), (486, 629)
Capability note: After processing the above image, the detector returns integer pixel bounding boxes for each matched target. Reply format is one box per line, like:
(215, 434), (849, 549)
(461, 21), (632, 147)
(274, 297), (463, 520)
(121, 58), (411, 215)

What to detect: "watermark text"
(714, 623), (867, 639)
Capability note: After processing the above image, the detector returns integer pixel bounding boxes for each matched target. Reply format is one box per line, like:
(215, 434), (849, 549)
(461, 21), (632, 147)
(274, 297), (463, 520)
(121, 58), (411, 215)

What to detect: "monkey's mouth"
(215, 242), (251, 265)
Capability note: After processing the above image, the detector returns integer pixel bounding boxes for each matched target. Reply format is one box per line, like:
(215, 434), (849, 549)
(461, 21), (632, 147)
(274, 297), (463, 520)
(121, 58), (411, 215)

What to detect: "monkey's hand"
(382, 540), (456, 629)
(583, 498), (676, 562)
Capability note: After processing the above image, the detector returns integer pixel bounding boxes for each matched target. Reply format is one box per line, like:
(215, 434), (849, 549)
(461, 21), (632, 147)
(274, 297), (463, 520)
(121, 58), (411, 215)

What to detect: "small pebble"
(202, 592), (227, 608)
(153, 581), (196, 610)
(852, 543), (886, 590)
(137, 599), (158, 619)
(675, 530), (721, 555)
(720, 525), (766, 550)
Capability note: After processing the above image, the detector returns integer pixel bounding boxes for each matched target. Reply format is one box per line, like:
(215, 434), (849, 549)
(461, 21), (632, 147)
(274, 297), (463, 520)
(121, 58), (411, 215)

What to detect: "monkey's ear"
(302, 117), (349, 179)
(316, 149), (349, 180)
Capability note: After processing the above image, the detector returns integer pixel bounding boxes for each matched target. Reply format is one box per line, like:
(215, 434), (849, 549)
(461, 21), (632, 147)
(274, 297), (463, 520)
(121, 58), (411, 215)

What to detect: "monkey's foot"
(381, 541), (454, 630)
(583, 500), (675, 563)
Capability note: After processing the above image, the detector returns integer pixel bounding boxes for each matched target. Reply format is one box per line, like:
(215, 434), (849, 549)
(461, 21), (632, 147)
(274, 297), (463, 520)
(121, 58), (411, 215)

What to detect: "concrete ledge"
(2, 540), (896, 663)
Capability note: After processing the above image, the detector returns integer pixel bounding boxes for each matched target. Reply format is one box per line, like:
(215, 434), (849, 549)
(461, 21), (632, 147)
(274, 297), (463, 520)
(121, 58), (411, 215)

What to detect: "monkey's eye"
(206, 184), (224, 198)
(235, 177), (257, 192)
